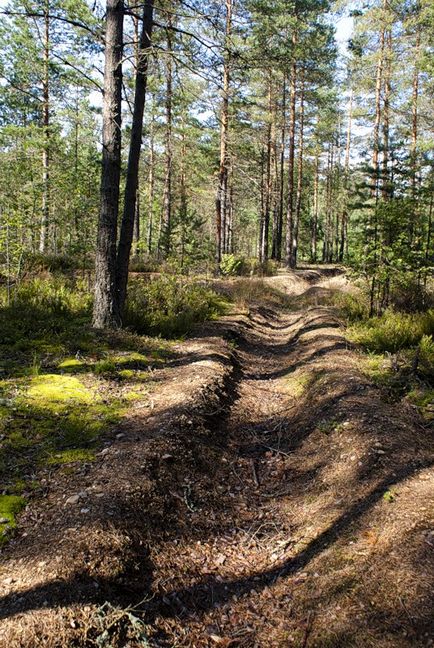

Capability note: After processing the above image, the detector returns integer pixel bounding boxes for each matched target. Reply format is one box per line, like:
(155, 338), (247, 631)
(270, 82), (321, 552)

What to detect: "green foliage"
(348, 309), (434, 354)
(333, 291), (369, 322)
(0, 494), (25, 544)
(220, 254), (245, 276)
(383, 490), (396, 503)
(419, 334), (434, 369)
(220, 254), (278, 277)
(124, 276), (227, 337)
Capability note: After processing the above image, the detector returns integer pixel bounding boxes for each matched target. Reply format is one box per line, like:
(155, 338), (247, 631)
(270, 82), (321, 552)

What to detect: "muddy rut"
(0, 273), (433, 648)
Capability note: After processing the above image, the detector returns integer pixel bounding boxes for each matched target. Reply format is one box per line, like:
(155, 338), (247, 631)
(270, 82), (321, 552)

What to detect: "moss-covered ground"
(0, 273), (227, 541)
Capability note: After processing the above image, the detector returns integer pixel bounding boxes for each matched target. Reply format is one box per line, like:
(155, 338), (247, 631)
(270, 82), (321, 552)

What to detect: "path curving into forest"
(0, 271), (433, 648)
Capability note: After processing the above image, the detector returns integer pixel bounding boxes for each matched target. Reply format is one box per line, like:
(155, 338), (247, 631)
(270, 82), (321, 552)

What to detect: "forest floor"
(0, 269), (433, 647)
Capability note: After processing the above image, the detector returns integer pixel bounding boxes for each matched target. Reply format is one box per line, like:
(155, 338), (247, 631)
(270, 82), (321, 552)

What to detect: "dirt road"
(1, 272), (433, 647)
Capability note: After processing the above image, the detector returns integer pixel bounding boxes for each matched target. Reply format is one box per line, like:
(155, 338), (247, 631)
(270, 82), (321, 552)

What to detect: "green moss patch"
(46, 448), (96, 465)
(27, 374), (95, 408)
(0, 495), (26, 543)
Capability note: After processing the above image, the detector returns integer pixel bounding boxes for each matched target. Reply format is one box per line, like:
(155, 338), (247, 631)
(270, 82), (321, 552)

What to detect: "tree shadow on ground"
(0, 300), (432, 647)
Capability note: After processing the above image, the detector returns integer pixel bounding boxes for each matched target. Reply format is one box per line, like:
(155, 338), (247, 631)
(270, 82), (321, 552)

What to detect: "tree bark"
(372, 16), (385, 201)
(311, 153), (319, 262)
(39, 0), (50, 253)
(290, 72), (304, 269)
(339, 89), (353, 261)
(161, 10), (173, 257)
(410, 27), (421, 246)
(260, 76), (273, 263)
(92, 0), (124, 329)
(216, 0), (233, 267)
(273, 76), (286, 261)
(285, 33), (297, 266)
(147, 108), (155, 255)
(115, 0), (153, 316)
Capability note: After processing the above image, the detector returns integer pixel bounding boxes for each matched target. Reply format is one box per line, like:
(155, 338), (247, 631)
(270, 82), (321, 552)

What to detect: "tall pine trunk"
(260, 76), (274, 263)
(116, 0), (153, 317)
(311, 153), (319, 262)
(92, 0), (124, 329)
(285, 38), (297, 267)
(340, 89), (353, 261)
(273, 76), (286, 261)
(161, 12), (173, 257)
(147, 103), (155, 255)
(290, 73), (304, 269)
(216, 0), (233, 267)
(39, 0), (50, 253)
(410, 28), (421, 246)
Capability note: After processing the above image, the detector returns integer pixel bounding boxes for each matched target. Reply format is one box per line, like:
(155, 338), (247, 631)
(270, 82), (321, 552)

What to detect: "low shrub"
(220, 254), (278, 277)
(220, 254), (247, 276)
(123, 276), (226, 337)
(348, 308), (434, 354)
(22, 252), (93, 275)
(333, 292), (369, 322)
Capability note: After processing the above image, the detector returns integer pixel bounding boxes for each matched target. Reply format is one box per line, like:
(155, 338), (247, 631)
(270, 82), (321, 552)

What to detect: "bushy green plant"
(220, 254), (245, 276)
(348, 309), (434, 353)
(22, 252), (92, 275)
(123, 276), (226, 337)
(419, 335), (434, 371)
(333, 292), (369, 322)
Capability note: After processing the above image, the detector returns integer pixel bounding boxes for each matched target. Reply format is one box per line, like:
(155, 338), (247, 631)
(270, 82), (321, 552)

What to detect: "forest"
(0, 1), (433, 647)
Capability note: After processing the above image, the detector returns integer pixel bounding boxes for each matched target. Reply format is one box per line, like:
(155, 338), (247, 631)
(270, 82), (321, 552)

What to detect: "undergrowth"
(330, 290), (434, 416)
(347, 309), (434, 354)
(124, 276), (228, 337)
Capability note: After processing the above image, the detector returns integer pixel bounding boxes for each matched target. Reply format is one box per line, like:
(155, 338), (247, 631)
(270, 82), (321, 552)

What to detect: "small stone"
(162, 454), (174, 461)
(116, 433), (125, 439)
(0, 517), (9, 524)
(3, 577), (14, 585)
(376, 449), (386, 455)
(65, 495), (80, 505)
(99, 448), (110, 456)
(80, 508), (90, 514)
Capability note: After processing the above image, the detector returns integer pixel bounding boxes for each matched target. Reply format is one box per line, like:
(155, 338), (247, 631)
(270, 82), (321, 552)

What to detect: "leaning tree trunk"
(92, 0), (124, 329)
(116, 0), (153, 317)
